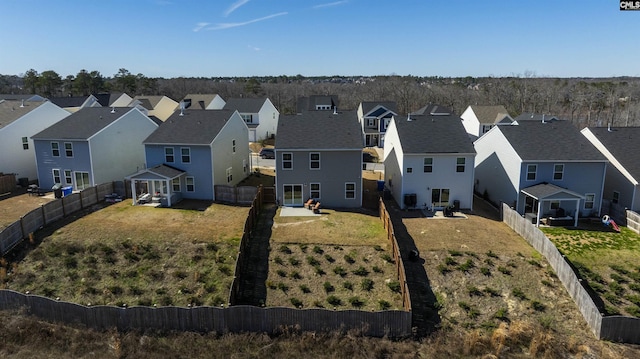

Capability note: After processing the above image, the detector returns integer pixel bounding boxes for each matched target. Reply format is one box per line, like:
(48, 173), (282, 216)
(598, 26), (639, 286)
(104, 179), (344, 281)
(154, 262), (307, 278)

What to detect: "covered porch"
(521, 183), (585, 227)
(126, 164), (185, 207)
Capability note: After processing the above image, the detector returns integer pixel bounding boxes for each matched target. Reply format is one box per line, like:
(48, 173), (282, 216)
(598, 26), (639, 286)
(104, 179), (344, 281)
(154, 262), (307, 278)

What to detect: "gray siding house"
(275, 110), (363, 208)
(582, 126), (640, 212)
(32, 107), (158, 190)
(474, 119), (608, 226)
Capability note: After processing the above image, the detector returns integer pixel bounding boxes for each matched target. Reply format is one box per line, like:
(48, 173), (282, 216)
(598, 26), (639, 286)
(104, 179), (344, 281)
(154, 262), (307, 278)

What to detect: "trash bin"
(453, 200), (460, 211)
(376, 180), (385, 191)
(62, 186), (72, 197)
(52, 183), (62, 199)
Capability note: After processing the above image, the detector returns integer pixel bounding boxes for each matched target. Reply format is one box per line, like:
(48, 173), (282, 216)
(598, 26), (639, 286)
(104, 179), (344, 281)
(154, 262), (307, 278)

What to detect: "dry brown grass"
(0, 192), (54, 229)
(3, 201), (248, 306)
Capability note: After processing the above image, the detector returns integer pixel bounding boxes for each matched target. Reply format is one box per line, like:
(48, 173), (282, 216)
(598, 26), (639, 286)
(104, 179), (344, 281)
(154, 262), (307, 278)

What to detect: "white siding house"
(0, 100), (70, 182)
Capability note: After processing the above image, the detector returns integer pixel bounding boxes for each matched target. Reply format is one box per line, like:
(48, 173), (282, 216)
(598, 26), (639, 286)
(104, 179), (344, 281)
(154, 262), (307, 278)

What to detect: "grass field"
(2, 201), (248, 307)
(0, 191), (54, 229)
(541, 225), (640, 317)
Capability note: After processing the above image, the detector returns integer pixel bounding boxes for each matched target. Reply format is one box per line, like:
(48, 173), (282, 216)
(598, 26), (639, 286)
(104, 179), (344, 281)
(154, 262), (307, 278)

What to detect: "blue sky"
(0, 0), (638, 78)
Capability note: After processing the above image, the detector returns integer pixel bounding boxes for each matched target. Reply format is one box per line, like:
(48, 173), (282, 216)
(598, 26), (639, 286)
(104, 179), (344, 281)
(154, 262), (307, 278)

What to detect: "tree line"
(1, 69), (639, 128)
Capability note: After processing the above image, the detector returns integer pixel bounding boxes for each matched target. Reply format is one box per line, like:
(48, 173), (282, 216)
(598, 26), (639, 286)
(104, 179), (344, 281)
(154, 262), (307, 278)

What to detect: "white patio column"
(130, 180), (137, 206)
(536, 199), (542, 227)
(166, 179), (171, 207)
(574, 200), (580, 227)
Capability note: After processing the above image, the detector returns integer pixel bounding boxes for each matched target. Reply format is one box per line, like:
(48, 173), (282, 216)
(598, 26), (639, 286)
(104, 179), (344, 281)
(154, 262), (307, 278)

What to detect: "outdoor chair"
(304, 198), (315, 209)
(312, 202), (321, 214)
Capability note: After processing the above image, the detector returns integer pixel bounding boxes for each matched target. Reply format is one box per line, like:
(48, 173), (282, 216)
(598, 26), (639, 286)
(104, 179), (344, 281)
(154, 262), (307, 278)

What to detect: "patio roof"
(127, 164), (185, 181)
(521, 183), (584, 201)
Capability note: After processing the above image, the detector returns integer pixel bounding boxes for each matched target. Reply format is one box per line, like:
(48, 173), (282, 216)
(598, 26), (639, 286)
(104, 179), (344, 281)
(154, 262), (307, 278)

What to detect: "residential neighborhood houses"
(3, 89), (640, 228)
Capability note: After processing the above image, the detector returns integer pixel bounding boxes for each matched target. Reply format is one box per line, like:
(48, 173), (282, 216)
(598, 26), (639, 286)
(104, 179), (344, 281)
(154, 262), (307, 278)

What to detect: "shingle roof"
(223, 98), (266, 113)
(469, 105), (511, 124)
(521, 183), (584, 200)
(49, 95), (91, 108)
(411, 104), (452, 116)
(276, 111), (362, 149)
(182, 94), (220, 109)
(148, 164), (185, 179)
(296, 95), (339, 112)
(361, 101), (397, 115)
(0, 100), (48, 129)
(498, 120), (606, 161)
(514, 113), (560, 122)
(143, 109), (234, 145)
(393, 114), (476, 154)
(588, 127), (640, 180)
(132, 96), (166, 108)
(31, 107), (136, 140)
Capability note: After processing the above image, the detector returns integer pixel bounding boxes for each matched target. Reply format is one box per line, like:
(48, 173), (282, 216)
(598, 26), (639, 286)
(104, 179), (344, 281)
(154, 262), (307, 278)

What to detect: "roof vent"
(607, 123), (612, 132)
(179, 108), (184, 116)
(111, 107), (115, 113)
(20, 99), (25, 107)
(541, 114), (545, 123)
(406, 114), (412, 121)
(333, 106), (338, 115)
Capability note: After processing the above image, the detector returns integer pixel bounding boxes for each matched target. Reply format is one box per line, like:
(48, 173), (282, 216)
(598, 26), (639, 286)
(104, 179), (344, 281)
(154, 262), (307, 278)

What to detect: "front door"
(432, 188), (450, 208)
(283, 184), (304, 206)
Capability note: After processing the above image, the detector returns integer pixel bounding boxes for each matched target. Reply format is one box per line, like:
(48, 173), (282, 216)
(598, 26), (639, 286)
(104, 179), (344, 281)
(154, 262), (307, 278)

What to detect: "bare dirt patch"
(0, 191), (54, 229)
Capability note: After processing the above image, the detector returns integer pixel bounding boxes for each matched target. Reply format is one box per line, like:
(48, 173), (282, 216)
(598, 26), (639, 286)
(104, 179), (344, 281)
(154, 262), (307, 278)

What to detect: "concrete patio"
(279, 206), (321, 217)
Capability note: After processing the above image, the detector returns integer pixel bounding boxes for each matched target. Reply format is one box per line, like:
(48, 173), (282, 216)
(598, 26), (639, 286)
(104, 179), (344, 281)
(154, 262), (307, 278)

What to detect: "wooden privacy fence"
(378, 199), (412, 311)
(0, 173), (16, 194)
(214, 185), (259, 205)
(502, 204), (640, 344)
(0, 290), (411, 337)
(0, 182), (115, 256)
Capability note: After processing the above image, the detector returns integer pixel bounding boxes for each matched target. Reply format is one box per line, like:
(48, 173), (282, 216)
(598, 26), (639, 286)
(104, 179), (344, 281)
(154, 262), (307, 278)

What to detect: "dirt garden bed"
(2, 201), (248, 307)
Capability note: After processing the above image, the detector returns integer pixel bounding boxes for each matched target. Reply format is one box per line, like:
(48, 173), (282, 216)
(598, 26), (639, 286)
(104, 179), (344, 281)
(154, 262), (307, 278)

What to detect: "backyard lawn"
(541, 225), (640, 317)
(266, 208), (404, 311)
(0, 191), (54, 229)
(2, 201), (248, 307)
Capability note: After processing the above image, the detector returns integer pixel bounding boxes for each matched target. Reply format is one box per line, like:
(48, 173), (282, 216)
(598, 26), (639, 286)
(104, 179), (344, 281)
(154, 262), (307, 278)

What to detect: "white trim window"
(456, 157), (465, 172)
(406, 167), (413, 173)
(181, 147), (191, 163)
(584, 193), (595, 210)
(526, 164), (537, 181)
(553, 164), (564, 181)
(165, 147), (174, 163)
(282, 152), (293, 170)
(186, 176), (195, 192)
(366, 118), (375, 127)
(172, 177), (180, 192)
(64, 170), (73, 185)
(52, 169), (61, 184)
(64, 142), (73, 157)
(423, 158), (433, 173)
(345, 182), (356, 199)
(226, 167), (233, 183)
(310, 183), (321, 199)
(51, 142), (60, 157)
(310, 152), (320, 170)
(22, 137), (28, 150)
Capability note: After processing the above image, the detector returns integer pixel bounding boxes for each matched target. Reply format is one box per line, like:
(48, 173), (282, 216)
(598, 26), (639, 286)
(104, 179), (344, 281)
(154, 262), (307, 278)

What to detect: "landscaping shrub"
(312, 245), (323, 254)
(343, 281), (354, 290)
(378, 300), (391, 310)
(327, 295), (341, 306)
(512, 288), (527, 300)
(333, 266), (347, 277)
(323, 281), (334, 293)
(352, 266), (369, 276)
(348, 296), (365, 308)
(290, 297), (303, 308)
(361, 278), (374, 291)
(387, 280), (401, 293)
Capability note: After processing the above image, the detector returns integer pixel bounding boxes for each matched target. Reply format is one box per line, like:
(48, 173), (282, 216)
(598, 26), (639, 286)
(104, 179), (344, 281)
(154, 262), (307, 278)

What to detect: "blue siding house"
(474, 118), (608, 226)
(127, 109), (250, 205)
(32, 107), (158, 191)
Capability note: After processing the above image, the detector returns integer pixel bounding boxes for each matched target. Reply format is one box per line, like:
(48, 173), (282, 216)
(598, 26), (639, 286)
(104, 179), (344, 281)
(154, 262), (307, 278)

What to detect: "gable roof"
(143, 109), (235, 145)
(498, 120), (605, 162)
(92, 93), (126, 107)
(223, 98), (266, 113)
(31, 107), (140, 140)
(276, 111), (362, 150)
(361, 101), (397, 116)
(521, 183), (584, 200)
(469, 105), (512, 124)
(0, 94), (46, 102)
(0, 100), (48, 129)
(393, 114), (476, 154)
(587, 127), (640, 181)
(411, 104), (452, 116)
(182, 94), (222, 109)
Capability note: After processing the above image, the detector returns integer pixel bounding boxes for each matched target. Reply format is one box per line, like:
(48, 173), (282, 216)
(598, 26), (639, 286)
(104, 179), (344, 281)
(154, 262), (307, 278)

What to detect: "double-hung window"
(456, 158), (465, 172)
(51, 142), (60, 157)
(64, 170), (73, 185)
(553, 164), (564, 180)
(584, 193), (595, 210)
(172, 178), (181, 192)
(345, 182), (356, 199)
(181, 147), (191, 163)
(310, 183), (321, 199)
(165, 147), (174, 163)
(22, 137), (28, 150)
(310, 152), (320, 169)
(423, 158), (433, 173)
(282, 152), (293, 170)
(64, 142), (73, 157)
(186, 177), (195, 192)
(52, 169), (61, 184)
(526, 164), (537, 181)
(226, 167), (233, 183)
